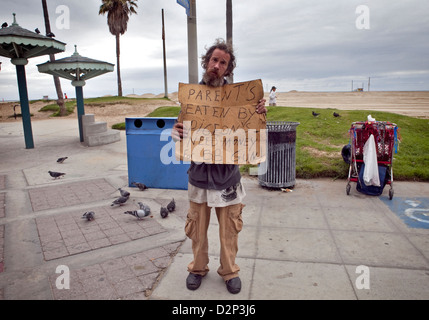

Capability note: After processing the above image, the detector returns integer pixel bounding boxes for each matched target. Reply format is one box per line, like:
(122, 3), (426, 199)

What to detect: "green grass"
(113, 104), (429, 181)
(39, 100), (75, 116)
(146, 106), (181, 117)
(112, 122), (126, 130)
(266, 106), (429, 181)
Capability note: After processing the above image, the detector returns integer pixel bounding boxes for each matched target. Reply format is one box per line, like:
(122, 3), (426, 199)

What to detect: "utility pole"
(368, 77), (371, 92)
(187, 0), (198, 83)
(226, 0), (233, 83)
(162, 9), (168, 98)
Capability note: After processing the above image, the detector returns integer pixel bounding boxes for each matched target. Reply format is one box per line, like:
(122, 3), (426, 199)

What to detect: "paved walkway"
(0, 118), (429, 301)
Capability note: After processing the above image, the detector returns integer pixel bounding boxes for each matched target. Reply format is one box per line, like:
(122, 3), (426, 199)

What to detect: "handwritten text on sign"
(175, 80), (267, 164)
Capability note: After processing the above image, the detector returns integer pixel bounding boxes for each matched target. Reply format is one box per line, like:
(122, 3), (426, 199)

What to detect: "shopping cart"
(346, 121), (399, 199)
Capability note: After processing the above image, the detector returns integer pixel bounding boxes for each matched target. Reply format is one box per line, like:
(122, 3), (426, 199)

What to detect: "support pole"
(226, 0), (233, 83)
(162, 9), (168, 98)
(187, 0), (198, 84)
(12, 58), (34, 149)
(72, 80), (86, 142)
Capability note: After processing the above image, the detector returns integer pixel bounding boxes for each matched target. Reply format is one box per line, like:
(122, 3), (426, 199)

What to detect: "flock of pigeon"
(47, 157), (175, 223)
(112, 187), (176, 220)
(312, 111), (341, 118)
(47, 157), (68, 179)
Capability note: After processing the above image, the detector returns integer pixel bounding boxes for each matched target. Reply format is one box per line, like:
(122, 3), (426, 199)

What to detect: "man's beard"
(202, 70), (225, 87)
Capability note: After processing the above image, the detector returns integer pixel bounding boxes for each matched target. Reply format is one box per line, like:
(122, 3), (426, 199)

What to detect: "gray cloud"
(1, 0), (428, 101)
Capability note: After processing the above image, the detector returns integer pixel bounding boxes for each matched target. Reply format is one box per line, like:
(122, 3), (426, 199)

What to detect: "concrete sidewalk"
(1, 118), (429, 300)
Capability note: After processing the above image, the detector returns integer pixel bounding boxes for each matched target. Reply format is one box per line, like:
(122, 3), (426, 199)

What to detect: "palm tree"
(41, 0), (66, 116)
(99, 0), (138, 97)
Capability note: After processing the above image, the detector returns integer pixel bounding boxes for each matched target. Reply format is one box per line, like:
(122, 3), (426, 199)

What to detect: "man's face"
(204, 48), (231, 87)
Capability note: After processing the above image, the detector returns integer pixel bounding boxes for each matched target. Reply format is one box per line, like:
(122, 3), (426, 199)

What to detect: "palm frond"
(99, 0), (138, 35)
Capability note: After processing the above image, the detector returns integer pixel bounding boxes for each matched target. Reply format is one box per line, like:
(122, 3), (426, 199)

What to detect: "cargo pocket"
(228, 203), (244, 234)
(185, 209), (198, 241)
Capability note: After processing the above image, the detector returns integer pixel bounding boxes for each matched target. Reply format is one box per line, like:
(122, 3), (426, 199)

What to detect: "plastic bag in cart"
(363, 134), (380, 187)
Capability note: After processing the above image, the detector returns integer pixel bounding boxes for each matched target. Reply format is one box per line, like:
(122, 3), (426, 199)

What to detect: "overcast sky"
(1, 0), (428, 101)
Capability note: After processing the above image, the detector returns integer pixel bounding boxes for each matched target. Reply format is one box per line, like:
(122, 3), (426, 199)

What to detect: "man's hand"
(256, 99), (267, 114)
(172, 122), (184, 141)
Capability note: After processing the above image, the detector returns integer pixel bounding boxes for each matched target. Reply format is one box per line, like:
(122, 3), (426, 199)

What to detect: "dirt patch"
(0, 96), (180, 128)
(302, 146), (339, 158)
(83, 99), (178, 127)
(0, 101), (56, 122)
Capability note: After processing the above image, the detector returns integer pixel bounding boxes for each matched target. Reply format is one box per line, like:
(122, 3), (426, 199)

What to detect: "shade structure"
(37, 45), (114, 142)
(37, 45), (114, 84)
(0, 13), (66, 149)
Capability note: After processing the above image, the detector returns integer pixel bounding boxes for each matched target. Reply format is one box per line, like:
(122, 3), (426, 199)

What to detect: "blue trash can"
(126, 117), (190, 190)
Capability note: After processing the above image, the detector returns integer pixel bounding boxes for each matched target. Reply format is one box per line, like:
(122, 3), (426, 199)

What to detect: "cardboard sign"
(175, 79), (267, 164)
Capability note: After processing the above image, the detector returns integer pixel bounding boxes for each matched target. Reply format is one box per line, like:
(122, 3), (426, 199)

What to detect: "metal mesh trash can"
(258, 121), (300, 188)
(126, 117), (190, 190)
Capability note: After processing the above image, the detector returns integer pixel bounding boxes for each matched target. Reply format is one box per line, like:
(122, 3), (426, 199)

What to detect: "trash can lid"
(266, 121), (300, 131)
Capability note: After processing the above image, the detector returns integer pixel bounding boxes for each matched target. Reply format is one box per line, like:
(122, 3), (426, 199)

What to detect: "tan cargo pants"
(185, 201), (244, 281)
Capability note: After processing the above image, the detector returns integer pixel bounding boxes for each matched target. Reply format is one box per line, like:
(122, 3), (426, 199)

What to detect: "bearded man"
(172, 38), (267, 294)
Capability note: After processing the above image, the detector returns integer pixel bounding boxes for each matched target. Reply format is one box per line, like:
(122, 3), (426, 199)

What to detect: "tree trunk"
(51, 55), (66, 116)
(41, 0), (66, 115)
(116, 34), (122, 97)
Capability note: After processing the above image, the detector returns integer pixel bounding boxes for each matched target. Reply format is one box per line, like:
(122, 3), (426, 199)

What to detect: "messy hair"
(201, 38), (236, 77)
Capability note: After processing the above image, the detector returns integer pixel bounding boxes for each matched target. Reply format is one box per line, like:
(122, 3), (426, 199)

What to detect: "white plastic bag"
(363, 134), (380, 186)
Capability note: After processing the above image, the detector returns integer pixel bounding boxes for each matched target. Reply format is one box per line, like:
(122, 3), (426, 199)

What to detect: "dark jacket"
(186, 79), (241, 190)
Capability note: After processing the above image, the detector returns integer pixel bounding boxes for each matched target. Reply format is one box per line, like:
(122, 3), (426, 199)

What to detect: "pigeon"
(312, 111), (320, 117)
(46, 31), (55, 37)
(111, 195), (129, 206)
(167, 198), (176, 212)
(35, 28), (40, 34)
(137, 202), (151, 215)
(132, 182), (148, 191)
(118, 188), (130, 197)
(124, 209), (150, 220)
(333, 112), (341, 117)
(1, 22), (8, 28)
(160, 206), (169, 219)
(48, 170), (65, 179)
(57, 157), (68, 163)
(82, 211), (95, 221)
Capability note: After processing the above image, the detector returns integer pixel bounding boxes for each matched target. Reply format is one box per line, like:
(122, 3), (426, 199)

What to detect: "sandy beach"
(1, 91), (428, 128)
(264, 91), (429, 118)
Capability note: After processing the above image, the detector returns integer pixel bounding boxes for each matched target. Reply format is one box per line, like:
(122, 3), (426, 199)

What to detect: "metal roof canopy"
(37, 45), (114, 83)
(0, 13), (66, 149)
(38, 45), (114, 142)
